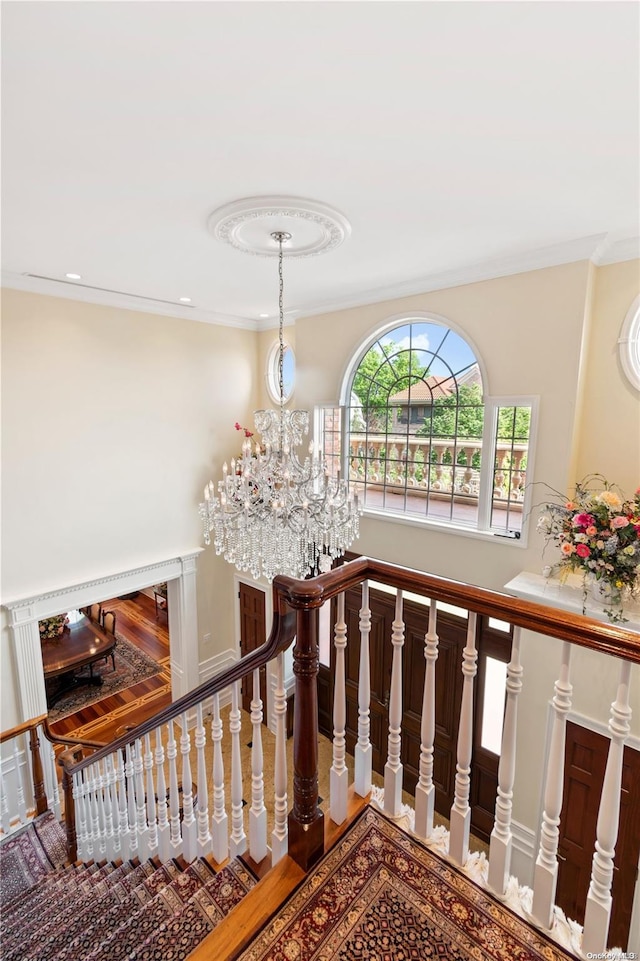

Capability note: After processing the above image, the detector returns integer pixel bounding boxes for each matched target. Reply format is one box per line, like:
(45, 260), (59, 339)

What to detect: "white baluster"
(104, 754), (118, 862)
(582, 661), (632, 955)
(167, 719), (183, 856)
(86, 763), (99, 859)
(95, 760), (108, 861)
(449, 611), (478, 865)
(415, 600), (439, 839)
(0, 769), (10, 834)
(384, 590), (405, 817)
(531, 642), (573, 929)
(144, 733), (158, 860)
(74, 771), (88, 861)
(210, 693), (229, 864)
(229, 681), (247, 857)
(249, 669), (267, 863)
(180, 713), (197, 862)
(13, 739), (27, 826)
(134, 738), (149, 861)
(116, 748), (131, 860)
(489, 627), (523, 895)
(87, 765), (99, 860)
(155, 728), (170, 861)
(330, 592), (348, 824)
(354, 582), (372, 798)
(125, 744), (139, 860)
(271, 653), (288, 864)
(194, 703), (212, 858)
(49, 743), (62, 822)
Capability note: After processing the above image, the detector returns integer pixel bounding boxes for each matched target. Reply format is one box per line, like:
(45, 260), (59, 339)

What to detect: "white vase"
(588, 575), (621, 609)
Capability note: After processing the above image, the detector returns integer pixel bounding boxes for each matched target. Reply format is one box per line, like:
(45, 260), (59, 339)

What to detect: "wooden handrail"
(275, 557), (640, 663)
(0, 714), (49, 819)
(41, 717), (105, 751)
(57, 556), (638, 871)
(0, 714), (48, 744)
(61, 596), (297, 778)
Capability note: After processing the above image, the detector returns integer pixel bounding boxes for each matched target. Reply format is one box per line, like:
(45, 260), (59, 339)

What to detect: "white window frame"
(326, 313), (540, 547)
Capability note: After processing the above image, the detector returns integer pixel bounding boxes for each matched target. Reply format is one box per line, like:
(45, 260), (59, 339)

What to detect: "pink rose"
(611, 516), (629, 529)
(585, 526), (597, 536)
(576, 543), (591, 558)
(561, 542), (575, 555)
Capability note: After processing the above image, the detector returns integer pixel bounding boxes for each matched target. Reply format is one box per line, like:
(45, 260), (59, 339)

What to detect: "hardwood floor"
(47, 592), (172, 745)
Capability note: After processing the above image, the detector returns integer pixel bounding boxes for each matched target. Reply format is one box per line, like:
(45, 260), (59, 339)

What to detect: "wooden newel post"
(29, 726), (47, 816)
(288, 605), (325, 871)
(59, 747), (82, 863)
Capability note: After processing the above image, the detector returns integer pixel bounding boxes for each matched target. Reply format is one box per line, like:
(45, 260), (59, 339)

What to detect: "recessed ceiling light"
(259, 313), (269, 318)
(179, 296), (192, 303)
(65, 272), (82, 280)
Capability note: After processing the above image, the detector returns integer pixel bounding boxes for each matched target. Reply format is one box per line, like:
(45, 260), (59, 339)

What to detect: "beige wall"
(0, 288), (258, 728)
(295, 260), (594, 591)
(574, 259), (640, 489)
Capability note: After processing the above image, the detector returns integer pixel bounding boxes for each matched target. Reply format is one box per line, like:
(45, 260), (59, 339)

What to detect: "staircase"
(0, 812), (256, 961)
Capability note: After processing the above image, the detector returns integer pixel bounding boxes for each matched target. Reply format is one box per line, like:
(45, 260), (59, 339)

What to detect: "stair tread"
(128, 860), (257, 961)
(14, 861), (165, 961)
(1, 861), (132, 943)
(66, 860), (218, 961)
(45, 862), (182, 961)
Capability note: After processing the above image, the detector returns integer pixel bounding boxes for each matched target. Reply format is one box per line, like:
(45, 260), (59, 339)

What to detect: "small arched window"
(266, 341), (295, 404)
(319, 317), (537, 540)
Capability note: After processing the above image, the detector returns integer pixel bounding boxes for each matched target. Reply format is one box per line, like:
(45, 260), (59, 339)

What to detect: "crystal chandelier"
(200, 231), (361, 582)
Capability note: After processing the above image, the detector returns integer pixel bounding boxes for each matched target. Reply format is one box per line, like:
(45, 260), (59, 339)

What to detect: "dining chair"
(101, 610), (117, 670)
(88, 603), (102, 623)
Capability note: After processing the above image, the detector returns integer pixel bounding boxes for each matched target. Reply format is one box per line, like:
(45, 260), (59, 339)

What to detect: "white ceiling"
(2, 1), (639, 329)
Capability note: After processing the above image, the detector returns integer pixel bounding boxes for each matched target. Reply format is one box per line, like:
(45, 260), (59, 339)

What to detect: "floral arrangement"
(39, 614), (69, 640)
(234, 422), (254, 438)
(537, 475), (640, 620)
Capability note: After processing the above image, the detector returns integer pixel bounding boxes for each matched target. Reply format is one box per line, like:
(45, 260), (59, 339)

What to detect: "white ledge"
(504, 571), (640, 634)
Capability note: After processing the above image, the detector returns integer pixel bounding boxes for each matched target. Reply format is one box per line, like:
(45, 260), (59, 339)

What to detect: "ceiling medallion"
(208, 195), (351, 258)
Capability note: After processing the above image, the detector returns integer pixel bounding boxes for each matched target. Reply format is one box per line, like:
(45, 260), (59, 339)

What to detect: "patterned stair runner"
(0, 813), (256, 961)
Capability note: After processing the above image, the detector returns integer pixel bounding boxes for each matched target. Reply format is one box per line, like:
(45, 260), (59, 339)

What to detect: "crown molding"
(2, 549), (203, 615)
(3, 233), (638, 330)
(290, 233), (616, 320)
(0, 271), (258, 330)
(591, 234), (640, 266)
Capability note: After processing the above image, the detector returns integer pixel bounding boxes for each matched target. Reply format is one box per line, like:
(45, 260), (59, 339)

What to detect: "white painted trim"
(5, 233), (638, 331)
(0, 271), (255, 330)
(3, 550), (202, 616)
(3, 551), (203, 723)
(510, 818), (537, 888)
(591, 235), (640, 266)
(199, 648), (237, 684)
(199, 648), (238, 710)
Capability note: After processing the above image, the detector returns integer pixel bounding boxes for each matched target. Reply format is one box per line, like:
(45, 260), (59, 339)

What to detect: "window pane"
(481, 656), (508, 754)
(490, 405), (531, 533)
(347, 322), (484, 528)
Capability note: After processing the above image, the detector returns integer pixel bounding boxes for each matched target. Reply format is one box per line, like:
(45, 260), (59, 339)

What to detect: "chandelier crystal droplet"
(199, 231), (362, 581)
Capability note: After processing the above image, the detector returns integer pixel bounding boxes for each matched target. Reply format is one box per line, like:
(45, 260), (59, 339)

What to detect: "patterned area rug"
(47, 633), (162, 722)
(238, 808), (578, 961)
(0, 812), (65, 907)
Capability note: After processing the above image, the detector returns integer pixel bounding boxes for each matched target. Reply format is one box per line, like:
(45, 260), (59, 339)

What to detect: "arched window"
(319, 317), (537, 540)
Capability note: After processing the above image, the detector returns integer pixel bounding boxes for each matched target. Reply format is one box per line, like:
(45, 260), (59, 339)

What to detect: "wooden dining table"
(41, 615), (117, 705)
